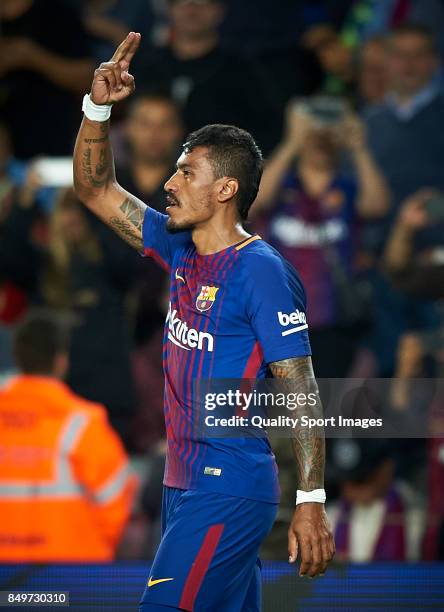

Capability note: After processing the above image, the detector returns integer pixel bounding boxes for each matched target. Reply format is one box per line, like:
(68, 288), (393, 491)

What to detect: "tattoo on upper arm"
(119, 197), (145, 229)
(109, 197), (145, 251)
(269, 356), (315, 380)
(270, 356), (325, 491)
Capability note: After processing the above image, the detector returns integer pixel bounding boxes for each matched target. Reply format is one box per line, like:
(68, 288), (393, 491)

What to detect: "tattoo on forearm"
(108, 197), (145, 251)
(95, 149), (108, 177)
(83, 136), (109, 144)
(81, 147), (110, 188)
(270, 356), (325, 490)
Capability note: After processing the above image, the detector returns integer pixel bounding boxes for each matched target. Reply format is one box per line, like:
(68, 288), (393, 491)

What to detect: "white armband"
(296, 489), (326, 505)
(82, 94), (112, 122)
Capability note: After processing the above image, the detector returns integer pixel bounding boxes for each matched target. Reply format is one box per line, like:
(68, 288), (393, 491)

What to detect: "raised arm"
(270, 356), (335, 577)
(73, 32), (147, 251)
(341, 114), (390, 218)
(253, 107), (312, 214)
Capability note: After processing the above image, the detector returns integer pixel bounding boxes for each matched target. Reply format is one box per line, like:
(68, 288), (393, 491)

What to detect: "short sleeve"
(245, 252), (311, 364)
(142, 207), (192, 271)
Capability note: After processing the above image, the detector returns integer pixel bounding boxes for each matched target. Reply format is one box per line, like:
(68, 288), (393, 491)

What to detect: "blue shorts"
(140, 486), (278, 612)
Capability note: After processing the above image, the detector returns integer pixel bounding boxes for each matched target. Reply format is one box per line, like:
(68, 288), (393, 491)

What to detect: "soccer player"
(73, 32), (335, 612)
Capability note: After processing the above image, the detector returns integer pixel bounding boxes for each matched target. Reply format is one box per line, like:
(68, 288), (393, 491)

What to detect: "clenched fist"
(91, 31), (141, 105)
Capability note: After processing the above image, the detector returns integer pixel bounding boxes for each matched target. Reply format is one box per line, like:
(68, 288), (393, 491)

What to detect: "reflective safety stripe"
(94, 463), (131, 505)
(0, 412), (88, 499)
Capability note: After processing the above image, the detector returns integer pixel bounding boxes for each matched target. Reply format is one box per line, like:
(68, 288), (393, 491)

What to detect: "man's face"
(299, 130), (338, 172)
(126, 99), (182, 165)
(359, 39), (388, 104)
(164, 146), (219, 232)
(387, 33), (437, 97)
(169, 0), (224, 39)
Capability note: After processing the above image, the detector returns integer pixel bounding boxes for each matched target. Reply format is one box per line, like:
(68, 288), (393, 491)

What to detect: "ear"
(218, 178), (239, 203)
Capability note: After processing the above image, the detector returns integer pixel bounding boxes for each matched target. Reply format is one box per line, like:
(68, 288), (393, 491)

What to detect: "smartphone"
(294, 96), (346, 125)
(425, 195), (444, 222)
(33, 158), (73, 187)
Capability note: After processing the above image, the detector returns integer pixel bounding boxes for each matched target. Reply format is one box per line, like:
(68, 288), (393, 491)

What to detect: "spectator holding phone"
(253, 103), (389, 377)
(385, 189), (444, 298)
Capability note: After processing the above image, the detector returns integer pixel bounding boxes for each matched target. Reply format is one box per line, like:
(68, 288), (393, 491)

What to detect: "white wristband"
(296, 489), (326, 505)
(82, 94), (112, 122)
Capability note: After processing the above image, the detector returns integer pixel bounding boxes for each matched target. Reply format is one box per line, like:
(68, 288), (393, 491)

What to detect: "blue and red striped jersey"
(143, 207), (311, 503)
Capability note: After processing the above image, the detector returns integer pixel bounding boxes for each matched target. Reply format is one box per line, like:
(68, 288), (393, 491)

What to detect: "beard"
(165, 192), (213, 233)
(166, 217), (196, 234)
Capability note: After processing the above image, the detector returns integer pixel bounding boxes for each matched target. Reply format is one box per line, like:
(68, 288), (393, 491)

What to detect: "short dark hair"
(13, 311), (69, 375)
(389, 22), (437, 52)
(183, 124), (263, 221)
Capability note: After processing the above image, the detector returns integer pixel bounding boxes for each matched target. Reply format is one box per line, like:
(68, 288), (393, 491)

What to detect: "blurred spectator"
(253, 105), (389, 377)
(385, 189), (444, 298)
(357, 35), (389, 109)
(0, 0), (94, 159)
(361, 25), (444, 375)
(340, 0), (444, 58)
(327, 439), (425, 562)
(117, 93), (183, 213)
(0, 310), (137, 561)
(0, 123), (27, 373)
(116, 92), (182, 343)
(113, 93), (180, 450)
(366, 24), (444, 212)
(302, 24), (356, 98)
(131, 0), (279, 154)
(0, 186), (138, 444)
(81, 0), (163, 62)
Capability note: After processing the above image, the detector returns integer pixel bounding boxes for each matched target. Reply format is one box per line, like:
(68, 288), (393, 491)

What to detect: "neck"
(390, 83), (430, 106)
(298, 164), (334, 199)
(172, 32), (218, 60)
(192, 220), (249, 255)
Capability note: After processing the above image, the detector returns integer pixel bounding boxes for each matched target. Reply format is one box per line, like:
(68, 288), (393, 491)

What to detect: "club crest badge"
(196, 286), (219, 312)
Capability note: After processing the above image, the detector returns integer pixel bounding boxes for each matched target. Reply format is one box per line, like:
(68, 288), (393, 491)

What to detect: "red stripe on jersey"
(187, 252), (235, 478)
(144, 247), (171, 272)
(179, 523), (224, 611)
(243, 341), (264, 378)
(234, 342), (263, 417)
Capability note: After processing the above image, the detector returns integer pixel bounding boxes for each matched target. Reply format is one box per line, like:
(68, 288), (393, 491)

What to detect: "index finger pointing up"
(111, 32), (141, 70)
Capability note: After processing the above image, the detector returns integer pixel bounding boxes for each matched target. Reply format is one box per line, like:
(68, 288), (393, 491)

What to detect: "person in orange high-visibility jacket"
(0, 310), (138, 562)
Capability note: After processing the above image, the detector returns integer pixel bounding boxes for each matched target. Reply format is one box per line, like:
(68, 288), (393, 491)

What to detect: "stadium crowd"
(1, 0), (444, 563)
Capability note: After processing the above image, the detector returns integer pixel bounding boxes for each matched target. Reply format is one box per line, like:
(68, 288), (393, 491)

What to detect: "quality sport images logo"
(166, 303), (214, 352)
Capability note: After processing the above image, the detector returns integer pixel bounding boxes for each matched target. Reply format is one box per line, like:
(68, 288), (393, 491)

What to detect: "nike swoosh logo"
(175, 269), (186, 284)
(148, 577), (174, 588)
